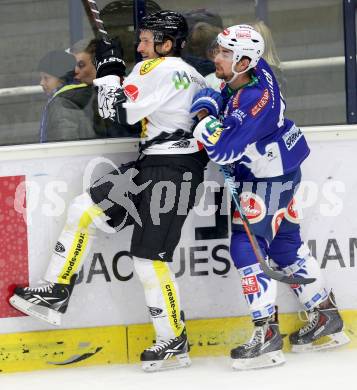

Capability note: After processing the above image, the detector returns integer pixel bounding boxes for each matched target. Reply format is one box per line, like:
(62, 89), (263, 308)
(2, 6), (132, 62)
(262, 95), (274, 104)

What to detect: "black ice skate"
(140, 327), (191, 372)
(289, 291), (350, 352)
(231, 313), (285, 370)
(9, 275), (77, 326)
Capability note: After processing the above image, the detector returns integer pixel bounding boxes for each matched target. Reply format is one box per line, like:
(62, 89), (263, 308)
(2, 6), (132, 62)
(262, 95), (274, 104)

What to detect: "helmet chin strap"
(226, 62), (250, 85)
(226, 71), (239, 85)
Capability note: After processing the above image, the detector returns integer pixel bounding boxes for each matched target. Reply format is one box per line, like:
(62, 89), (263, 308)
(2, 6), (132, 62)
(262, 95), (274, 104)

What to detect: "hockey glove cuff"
(93, 75), (122, 121)
(193, 115), (224, 146)
(190, 88), (223, 117)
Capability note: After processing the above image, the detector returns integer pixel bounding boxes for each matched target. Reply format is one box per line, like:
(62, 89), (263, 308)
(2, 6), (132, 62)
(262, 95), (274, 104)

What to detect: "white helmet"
(216, 24), (265, 83)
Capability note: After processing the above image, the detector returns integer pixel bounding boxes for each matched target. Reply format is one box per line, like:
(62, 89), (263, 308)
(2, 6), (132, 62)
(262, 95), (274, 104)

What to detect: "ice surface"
(0, 349), (355, 390)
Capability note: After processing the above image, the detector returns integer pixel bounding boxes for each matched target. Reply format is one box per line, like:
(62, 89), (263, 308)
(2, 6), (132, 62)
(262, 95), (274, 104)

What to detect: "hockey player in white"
(10, 10), (208, 371)
(190, 25), (349, 370)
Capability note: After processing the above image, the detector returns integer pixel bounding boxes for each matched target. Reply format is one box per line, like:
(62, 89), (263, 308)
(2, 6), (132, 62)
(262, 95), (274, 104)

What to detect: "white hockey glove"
(193, 115), (224, 146)
(93, 75), (122, 121)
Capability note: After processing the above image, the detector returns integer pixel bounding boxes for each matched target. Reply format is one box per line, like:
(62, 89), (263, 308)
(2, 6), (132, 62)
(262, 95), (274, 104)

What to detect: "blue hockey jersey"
(193, 58), (310, 179)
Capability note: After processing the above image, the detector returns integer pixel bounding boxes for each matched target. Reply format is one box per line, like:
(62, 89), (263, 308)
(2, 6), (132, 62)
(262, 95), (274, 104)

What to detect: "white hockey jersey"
(122, 57), (207, 155)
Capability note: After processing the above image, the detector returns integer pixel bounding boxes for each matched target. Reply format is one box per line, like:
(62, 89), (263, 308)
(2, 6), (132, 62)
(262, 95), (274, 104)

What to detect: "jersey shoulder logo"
(124, 84), (139, 101)
(172, 71), (191, 90)
(251, 88), (270, 117)
(140, 58), (165, 75)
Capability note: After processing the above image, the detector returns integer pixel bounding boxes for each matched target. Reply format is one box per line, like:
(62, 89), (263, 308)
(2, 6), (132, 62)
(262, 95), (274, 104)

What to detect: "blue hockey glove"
(190, 88), (223, 117)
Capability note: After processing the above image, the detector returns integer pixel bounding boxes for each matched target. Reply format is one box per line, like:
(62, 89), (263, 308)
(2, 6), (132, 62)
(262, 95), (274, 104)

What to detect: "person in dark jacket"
(182, 9), (223, 76)
(38, 50), (96, 142)
(70, 38), (140, 138)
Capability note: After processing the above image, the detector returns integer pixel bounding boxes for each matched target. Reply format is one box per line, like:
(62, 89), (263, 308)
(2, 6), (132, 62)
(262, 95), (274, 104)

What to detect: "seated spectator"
(38, 50), (95, 142)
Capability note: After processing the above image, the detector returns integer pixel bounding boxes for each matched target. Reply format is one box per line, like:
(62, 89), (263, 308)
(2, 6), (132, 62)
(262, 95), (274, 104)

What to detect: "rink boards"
(0, 125), (357, 372)
(0, 311), (357, 372)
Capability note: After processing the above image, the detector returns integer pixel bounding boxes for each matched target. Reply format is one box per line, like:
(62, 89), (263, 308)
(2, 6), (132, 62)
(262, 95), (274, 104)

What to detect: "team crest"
(232, 192), (266, 224)
(140, 58), (165, 75)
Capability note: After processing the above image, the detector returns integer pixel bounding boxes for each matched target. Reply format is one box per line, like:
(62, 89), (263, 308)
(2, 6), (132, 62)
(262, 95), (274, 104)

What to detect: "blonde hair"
(250, 20), (281, 69)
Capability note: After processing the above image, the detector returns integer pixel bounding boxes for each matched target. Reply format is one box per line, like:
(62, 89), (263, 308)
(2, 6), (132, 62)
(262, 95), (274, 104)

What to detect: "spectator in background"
(70, 38), (139, 138)
(183, 22), (222, 76)
(38, 50), (95, 142)
(70, 39), (103, 136)
(182, 9), (223, 76)
(250, 20), (286, 94)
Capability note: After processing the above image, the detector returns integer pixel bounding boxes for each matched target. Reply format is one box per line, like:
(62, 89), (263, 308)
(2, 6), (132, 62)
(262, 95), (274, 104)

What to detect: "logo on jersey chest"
(140, 58), (165, 75)
(232, 109), (247, 125)
(232, 89), (242, 108)
(251, 88), (270, 116)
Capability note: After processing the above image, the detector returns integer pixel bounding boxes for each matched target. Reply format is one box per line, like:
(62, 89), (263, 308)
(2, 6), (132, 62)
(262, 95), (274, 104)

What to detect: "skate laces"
(24, 282), (55, 293)
(243, 326), (266, 349)
(297, 310), (319, 335)
(147, 338), (175, 353)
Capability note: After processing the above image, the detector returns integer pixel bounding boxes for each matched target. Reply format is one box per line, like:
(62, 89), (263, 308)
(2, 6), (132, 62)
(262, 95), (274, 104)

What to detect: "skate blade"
(291, 331), (350, 353)
(142, 352), (191, 372)
(232, 350), (285, 370)
(9, 295), (62, 326)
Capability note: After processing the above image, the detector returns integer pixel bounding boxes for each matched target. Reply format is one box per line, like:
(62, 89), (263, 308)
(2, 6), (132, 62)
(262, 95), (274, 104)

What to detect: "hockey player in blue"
(191, 25), (349, 370)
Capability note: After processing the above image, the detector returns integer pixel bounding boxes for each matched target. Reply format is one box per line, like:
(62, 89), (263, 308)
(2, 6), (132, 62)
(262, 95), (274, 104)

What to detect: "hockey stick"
(221, 165), (316, 285)
(81, 0), (110, 43)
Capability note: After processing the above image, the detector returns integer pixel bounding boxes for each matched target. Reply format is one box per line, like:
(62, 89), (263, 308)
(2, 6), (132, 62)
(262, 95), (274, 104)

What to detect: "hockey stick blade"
(221, 166), (316, 285)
